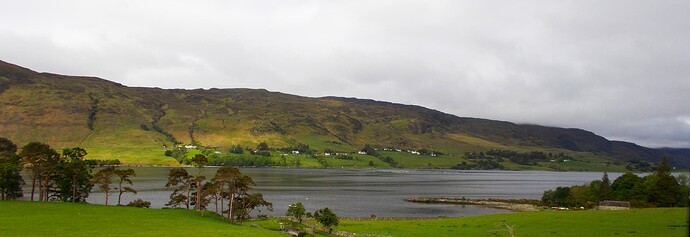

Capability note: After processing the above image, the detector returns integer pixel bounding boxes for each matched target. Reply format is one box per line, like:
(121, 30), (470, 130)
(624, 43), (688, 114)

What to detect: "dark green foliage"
(169, 148), (189, 164)
(542, 186), (572, 207)
(256, 142), (270, 151)
(126, 198), (151, 208)
(648, 157), (682, 207)
(114, 168), (137, 206)
(315, 156), (329, 167)
(361, 144), (380, 157)
(611, 172), (644, 201)
(152, 124), (179, 145)
(0, 137), (23, 200)
(544, 159), (689, 208)
(86, 95), (99, 131)
(140, 124), (150, 131)
(164, 150), (173, 157)
(165, 168), (194, 209)
(234, 193), (272, 222)
(92, 167), (116, 205)
(286, 202), (306, 223)
(314, 207), (339, 232)
(19, 142), (60, 201)
(212, 166), (258, 222)
(377, 156), (398, 167)
(208, 155), (275, 167)
(250, 150), (271, 157)
(478, 149), (553, 165)
(626, 159), (655, 172)
(84, 159), (121, 166)
(451, 159), (504, 170)
(54, 148), (93, 203)
(0, 137), (17, 158)
(599, 172), (612, 201)
(280, 143), (313, 155)
(229, 145), (244, 154)
(334, 154), (353, 160)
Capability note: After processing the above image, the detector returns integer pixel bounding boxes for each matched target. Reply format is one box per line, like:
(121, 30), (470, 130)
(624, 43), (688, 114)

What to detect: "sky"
(1, 0), (689, 148)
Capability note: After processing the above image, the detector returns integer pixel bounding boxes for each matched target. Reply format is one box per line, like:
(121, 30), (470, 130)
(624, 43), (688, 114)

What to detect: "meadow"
(0, 201), (685, 237)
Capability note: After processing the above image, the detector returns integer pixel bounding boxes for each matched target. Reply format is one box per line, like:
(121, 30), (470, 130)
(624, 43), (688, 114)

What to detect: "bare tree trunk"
(229, 194), (235, 222)
(196, 180), (202, 211)
(105, 190), (109, 205)
(118, 179), (123, 205)
(185, 183), (191, 209)
(30, 175), (36, 201)
(215, 195), (219, 214)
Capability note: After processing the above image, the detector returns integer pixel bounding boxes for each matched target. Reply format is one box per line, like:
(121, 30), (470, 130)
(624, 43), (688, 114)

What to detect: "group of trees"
(0, 137), (141, 206)
(92, 166), (138, 206)
(164, 158), (272, 223)
(286, 202), (340, 233)
(1, 139), (95, 202)
(542, 158), (689, 208)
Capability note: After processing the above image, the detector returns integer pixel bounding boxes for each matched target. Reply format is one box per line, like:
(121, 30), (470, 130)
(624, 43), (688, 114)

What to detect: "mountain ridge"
(0, 60), (687, 168)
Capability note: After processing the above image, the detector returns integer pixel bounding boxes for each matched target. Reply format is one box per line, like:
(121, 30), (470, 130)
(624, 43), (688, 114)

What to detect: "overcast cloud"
(1, 0), (689, 148)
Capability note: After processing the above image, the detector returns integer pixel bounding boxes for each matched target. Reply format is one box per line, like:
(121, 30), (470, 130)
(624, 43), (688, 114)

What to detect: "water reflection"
(21, 168), (620, 218)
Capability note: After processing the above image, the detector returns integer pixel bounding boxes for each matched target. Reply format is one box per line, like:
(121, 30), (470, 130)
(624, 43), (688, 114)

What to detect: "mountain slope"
(0, 60), (686, 167)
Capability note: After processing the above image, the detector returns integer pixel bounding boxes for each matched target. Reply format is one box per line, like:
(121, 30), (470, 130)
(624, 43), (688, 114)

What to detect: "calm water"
(21, 168), (621, 218)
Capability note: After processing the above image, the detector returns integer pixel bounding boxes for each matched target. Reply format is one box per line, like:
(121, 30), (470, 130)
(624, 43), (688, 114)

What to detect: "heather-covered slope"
(0, 60), (685, 167)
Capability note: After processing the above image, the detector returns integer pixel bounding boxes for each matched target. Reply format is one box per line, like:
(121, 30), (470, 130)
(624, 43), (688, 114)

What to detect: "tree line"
(0, 137), (142, 206)
(542, 158), (688, 208)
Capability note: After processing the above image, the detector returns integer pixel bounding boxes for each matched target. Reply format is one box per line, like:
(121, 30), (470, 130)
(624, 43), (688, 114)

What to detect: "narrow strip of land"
(405, 197), (541, 212)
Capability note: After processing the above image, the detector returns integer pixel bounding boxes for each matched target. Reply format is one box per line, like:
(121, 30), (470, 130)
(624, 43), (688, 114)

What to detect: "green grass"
(0, 201), (285, 237)
(336, 208), (687, 237)
(1, 202), (685, 237)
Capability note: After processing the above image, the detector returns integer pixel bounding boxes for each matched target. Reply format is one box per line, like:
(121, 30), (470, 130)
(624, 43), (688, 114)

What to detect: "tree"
(203, 181), (223, 214)
(648, 157), (681, 207)
(362, 144), (380, 157)
(257, 142), (270, 151)
(0, 137), (17, 158)
(114, 168), (137, 205)
(599, 172), (612, 201)
(92, 167), (116, 205)
(213, 166), (254, 221)
(286, 202), (306, 223)
(234, 193), (272, 222)
(127, 199), (151, 208)
(54, 147), (93, 202)
(229, 145), (244, 154)
(191, 154), (208, 211)
(165, 168), (194, 209)
(0, 138), (23, 200)
(611, 172), (643, 201)
(314, 207), (339, 233)
(19, 142), (60, 201)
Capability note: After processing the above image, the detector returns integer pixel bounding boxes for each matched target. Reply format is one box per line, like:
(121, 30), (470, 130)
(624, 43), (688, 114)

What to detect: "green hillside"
(0, 60), (686, 168)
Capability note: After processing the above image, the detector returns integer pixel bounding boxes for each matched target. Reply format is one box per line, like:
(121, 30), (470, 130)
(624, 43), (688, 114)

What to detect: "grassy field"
(336, 208), (687, 237)
(0, 201), (685, 237)
(0, 201), (284, 237)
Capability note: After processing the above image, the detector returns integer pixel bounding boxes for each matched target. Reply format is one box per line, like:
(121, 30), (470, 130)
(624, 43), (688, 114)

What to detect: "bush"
(127, 199), (151, 208)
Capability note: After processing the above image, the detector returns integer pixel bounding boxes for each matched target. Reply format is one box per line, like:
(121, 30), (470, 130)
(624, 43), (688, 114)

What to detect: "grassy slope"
(336, 208), (686, 237)
(0, 201), (284, 237)
(1, 61), (678, 169)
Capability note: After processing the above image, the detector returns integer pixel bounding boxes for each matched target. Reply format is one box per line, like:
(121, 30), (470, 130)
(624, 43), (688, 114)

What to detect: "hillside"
(0, 60), (687, 168)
